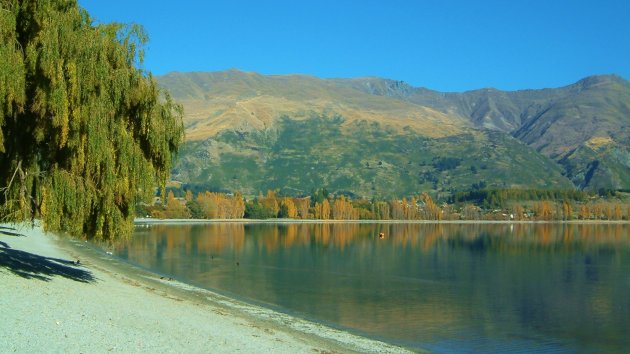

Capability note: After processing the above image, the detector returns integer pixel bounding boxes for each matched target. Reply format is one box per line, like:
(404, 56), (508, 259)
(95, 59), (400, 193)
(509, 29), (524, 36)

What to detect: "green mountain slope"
(512, 76), (630, 189)
(157, 71), (629, 196)
(172, 114), (571, 198)
(337, 75), (630, 190)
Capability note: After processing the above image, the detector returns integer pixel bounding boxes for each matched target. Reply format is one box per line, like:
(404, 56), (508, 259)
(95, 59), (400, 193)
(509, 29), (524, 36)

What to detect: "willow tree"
(0, 0), (184, 240)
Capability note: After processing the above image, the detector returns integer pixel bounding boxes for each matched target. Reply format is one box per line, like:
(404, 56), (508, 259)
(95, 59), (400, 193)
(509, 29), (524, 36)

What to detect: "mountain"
(157, 70), (467, 140)
(334, 74), (630, 190)
(157, 71), (630, 197)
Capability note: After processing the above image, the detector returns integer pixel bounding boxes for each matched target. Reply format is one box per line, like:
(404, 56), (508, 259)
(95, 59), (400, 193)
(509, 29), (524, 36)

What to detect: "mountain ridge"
(157, 71), (629, 194)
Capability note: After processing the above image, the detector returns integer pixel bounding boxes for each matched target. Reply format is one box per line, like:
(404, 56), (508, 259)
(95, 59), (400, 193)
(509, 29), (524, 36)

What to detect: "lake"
(113, 222), (630, 352)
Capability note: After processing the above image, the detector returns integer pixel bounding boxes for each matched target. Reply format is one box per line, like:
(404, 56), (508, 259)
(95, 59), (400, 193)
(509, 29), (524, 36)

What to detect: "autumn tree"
(163, 191), (190, 219)
(196, 192), (217, 218)
(535, 201), (553, 220)
(279, 197), (298, 218)
(0, 0), (184, 239)
(578, 204), (591, 220)
(420, 193), (441, 220)
(195, 191), (245, 219)
(602, 203), (613, 220)
(404, 197), (418, 220)
(322, 199), (331, 220)
(372, 201), (390, 220)
(231, 192), (246, 219)
(591, 204), (603, 220)
(331, 196), (358, 220)
(313, 199), (330, 220)
(259, 190), (280, 217)
(612, 204), (623, 220)
(389, 199), (404, 219)
(294, 197), (310, 219)
(562, 201), (573, 220)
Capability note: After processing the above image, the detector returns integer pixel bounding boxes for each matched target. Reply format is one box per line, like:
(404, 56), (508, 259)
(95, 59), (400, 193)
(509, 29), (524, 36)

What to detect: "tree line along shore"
(141, 188), (630, 222)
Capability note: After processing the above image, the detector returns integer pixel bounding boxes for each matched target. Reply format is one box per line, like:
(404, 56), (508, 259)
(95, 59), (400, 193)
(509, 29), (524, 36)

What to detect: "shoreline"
(135, 217), (630, 225)
(0, 222), (412, 353)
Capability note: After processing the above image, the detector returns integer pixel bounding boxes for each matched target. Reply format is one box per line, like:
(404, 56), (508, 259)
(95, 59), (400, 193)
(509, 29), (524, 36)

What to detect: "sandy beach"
(0, 222), (411, 353)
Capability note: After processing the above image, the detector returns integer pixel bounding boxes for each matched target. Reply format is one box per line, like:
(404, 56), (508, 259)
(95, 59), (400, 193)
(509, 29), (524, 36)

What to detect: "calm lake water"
(114, 222), (630, 352)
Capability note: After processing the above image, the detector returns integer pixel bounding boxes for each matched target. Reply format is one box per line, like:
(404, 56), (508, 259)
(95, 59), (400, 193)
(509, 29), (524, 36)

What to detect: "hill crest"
(157, 71), (630, 193)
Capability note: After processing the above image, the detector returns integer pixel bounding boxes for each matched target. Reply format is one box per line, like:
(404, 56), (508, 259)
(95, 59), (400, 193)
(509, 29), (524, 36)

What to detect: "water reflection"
(114, 223), (630, 352)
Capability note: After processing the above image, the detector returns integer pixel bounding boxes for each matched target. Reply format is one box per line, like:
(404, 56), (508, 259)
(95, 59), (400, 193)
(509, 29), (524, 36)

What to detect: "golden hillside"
(158, 70), (468, 140)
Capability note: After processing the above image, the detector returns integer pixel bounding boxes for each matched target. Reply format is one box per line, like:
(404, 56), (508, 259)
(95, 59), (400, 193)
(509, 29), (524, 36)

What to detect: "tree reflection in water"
(112, 222), (630, 352)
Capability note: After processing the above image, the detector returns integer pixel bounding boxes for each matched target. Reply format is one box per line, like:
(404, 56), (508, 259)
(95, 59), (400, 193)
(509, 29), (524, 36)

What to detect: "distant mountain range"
(157, 70), (630, 197)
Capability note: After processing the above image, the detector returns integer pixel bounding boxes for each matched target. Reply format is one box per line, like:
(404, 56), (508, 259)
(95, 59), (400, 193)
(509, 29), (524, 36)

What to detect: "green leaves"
(0, 2), (26, 152)
(0, 0), (183, 240)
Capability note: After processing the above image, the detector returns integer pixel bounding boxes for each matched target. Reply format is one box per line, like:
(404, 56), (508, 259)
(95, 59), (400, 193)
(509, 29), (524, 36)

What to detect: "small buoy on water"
(379, 232), (385, 239)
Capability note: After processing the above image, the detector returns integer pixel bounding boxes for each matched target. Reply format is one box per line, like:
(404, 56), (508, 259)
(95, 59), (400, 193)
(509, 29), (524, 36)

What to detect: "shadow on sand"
(0, 240), (95, 283)
(0, 225), (26, 237)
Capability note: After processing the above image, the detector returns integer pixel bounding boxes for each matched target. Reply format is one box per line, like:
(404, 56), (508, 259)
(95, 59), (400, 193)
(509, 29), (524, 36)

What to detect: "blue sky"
(78, 0), (629, 92)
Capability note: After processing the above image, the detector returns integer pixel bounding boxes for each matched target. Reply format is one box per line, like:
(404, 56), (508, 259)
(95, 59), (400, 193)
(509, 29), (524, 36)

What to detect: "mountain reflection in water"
(113, 223), (630, 352)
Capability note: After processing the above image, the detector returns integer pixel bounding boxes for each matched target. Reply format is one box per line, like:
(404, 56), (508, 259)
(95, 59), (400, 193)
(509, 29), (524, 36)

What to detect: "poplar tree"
(0, 0), (184, 240)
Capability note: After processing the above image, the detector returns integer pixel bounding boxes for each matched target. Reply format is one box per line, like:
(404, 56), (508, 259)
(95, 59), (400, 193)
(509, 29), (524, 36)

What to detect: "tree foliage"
(0, 0), (184, 240)
(451, 188), (589, 208)
(139, 186), (630, 222)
